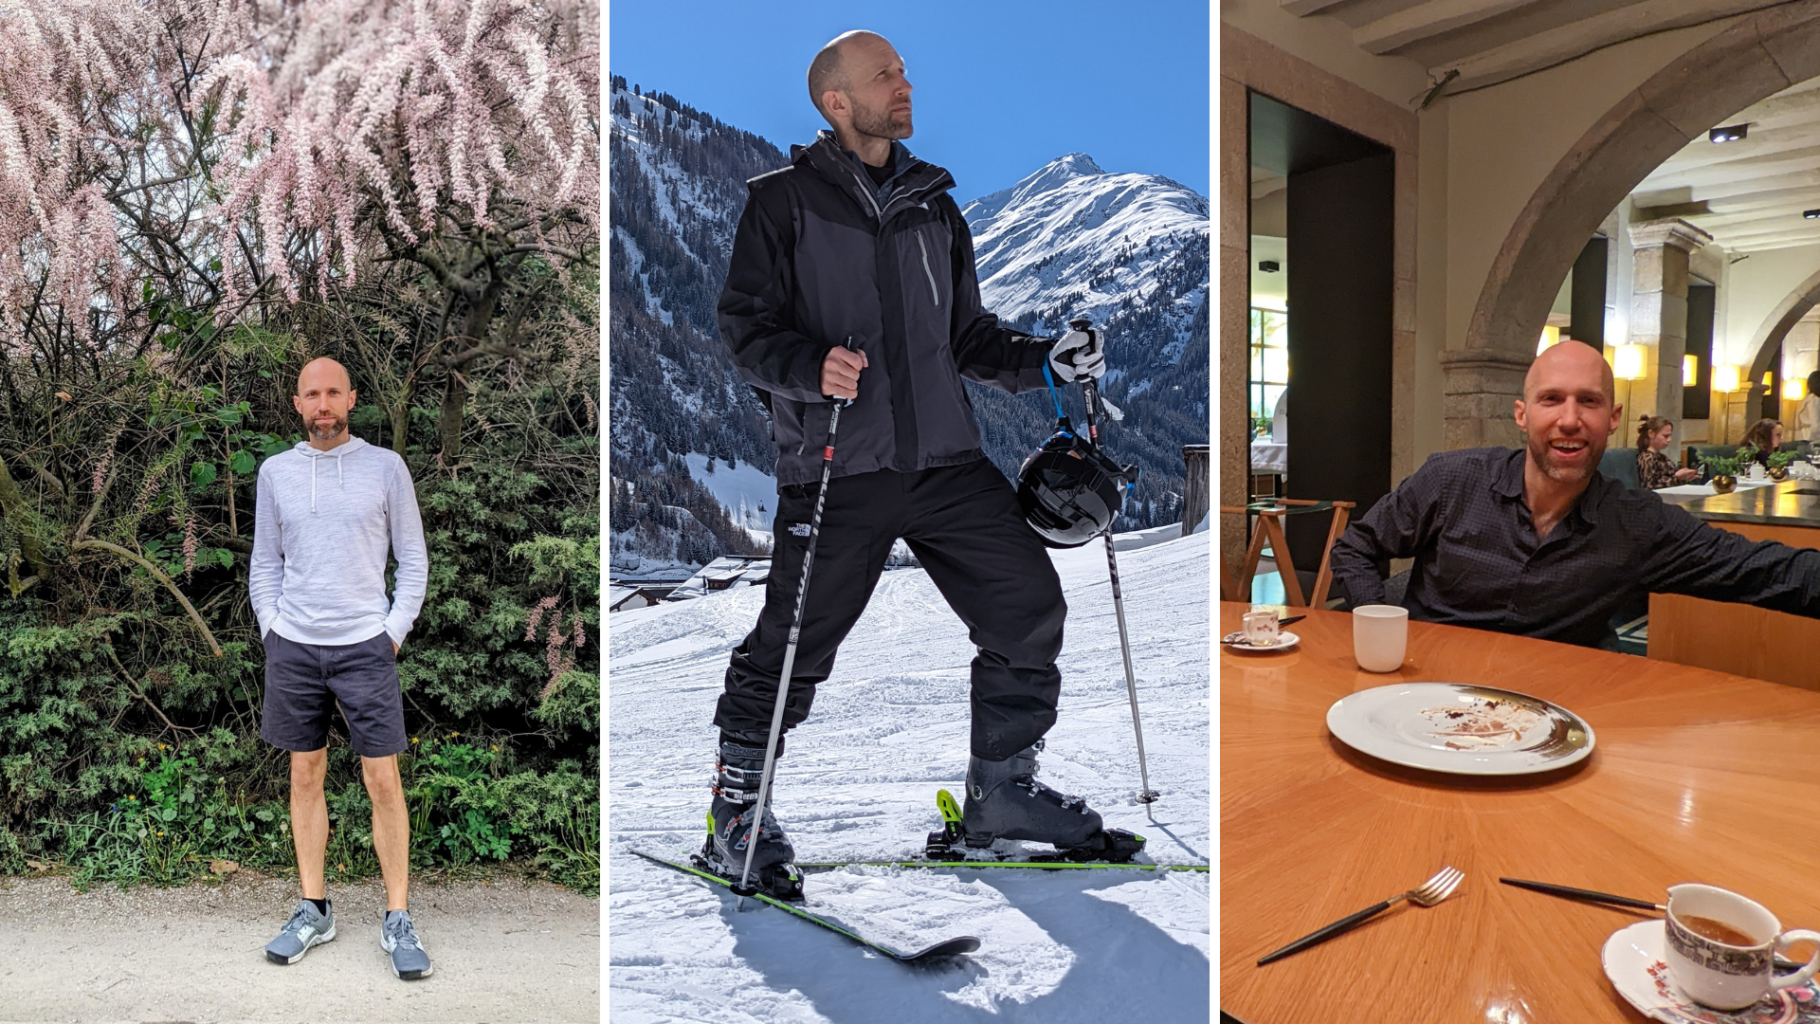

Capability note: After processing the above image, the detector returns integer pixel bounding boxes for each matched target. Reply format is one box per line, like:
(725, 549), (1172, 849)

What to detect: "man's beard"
(850, 98), (912, 141)
(307, 414), (348, 441)
(1527, 432), (1603, 484)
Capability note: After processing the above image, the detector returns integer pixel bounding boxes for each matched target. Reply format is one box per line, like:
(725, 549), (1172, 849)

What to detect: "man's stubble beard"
(308, 415), (348, 442)
(1526, 430), (1605, 485)
(849, 97), (912, 142)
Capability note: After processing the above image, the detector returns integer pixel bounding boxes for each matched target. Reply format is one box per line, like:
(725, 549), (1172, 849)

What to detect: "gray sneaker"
(265, 899), (335, 965)
(380, 909), (433, 980)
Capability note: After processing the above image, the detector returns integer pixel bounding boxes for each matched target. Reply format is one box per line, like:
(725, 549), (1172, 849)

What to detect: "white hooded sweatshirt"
(248, 437), (429, 647)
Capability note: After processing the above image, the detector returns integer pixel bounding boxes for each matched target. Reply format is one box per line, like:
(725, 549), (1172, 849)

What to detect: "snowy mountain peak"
(965, 152), (1105, 222)
(959, 156), (1208, 343)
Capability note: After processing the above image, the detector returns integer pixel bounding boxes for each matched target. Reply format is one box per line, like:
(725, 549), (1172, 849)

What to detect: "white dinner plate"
(1325, 683), (1594, 775)
(1221, 630), (1300, 653)
(1603, 919), (1820, 1023)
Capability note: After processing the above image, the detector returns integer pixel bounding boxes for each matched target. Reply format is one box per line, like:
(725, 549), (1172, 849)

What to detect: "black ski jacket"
(718, 132), (1054, 486)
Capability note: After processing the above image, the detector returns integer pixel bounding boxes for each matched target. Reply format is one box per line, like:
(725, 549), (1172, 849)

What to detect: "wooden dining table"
(1220, 602), (1820, 1023)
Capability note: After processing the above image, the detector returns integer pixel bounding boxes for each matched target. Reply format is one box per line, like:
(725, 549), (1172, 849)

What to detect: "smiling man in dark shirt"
(1330, 339), (1820, 648)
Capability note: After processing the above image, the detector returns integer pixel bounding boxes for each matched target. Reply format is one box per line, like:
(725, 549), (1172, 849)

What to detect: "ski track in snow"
(608, 532), (1211, 1022)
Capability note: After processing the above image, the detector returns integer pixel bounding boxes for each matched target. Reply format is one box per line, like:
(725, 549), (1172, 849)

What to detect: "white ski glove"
(1047, 327), (1105, 382)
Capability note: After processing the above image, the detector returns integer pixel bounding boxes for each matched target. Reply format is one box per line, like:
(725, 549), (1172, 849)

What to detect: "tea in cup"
(1664, 883), (1820, 1010)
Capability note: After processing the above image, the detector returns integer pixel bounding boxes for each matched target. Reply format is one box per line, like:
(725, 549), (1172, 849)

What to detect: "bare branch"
(72, 540), (223, 658)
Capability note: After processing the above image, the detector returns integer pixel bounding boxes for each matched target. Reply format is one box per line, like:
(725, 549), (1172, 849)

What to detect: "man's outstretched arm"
(1642, 504), (1820, 616)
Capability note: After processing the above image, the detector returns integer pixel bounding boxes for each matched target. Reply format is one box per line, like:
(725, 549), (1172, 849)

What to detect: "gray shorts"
(260, 631), (407, 758)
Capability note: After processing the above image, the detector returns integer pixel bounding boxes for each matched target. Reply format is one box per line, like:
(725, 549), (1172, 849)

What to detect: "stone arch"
(1745, 266), (1820, 390)
(1449, 2), (1820, 449)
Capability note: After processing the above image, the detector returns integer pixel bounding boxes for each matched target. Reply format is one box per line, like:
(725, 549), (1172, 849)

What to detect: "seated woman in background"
(1637, 415), (1699, 488)
(1740, 418), (1785, 465)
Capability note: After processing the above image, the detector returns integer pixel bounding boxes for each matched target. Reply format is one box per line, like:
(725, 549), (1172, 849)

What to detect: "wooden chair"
(1220, 499), (1356, 608)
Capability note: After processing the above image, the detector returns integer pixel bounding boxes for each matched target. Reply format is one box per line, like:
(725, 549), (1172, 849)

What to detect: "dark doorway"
(1684, 281), (1714, 420)
(1569, 237), (1608, 350)
(1760, 341), (1783, 424)
(1249, 91), (1395, 577)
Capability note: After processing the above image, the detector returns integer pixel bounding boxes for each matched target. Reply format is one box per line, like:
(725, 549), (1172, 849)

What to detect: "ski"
(630, 848), (981, 964)
(798, 859), (1209, 873)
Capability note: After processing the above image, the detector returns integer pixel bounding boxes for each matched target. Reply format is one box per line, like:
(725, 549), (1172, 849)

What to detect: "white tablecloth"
(1654, 478), (1780, 497)
(1250, 440), (1287, 475)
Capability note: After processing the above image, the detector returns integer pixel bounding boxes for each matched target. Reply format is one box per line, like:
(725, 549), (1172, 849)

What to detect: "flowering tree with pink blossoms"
(0, 0), (600, 886)
(0, 0), (597, 589)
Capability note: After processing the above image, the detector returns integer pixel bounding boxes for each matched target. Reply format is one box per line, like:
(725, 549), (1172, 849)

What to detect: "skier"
(705, 29), (1121, 898)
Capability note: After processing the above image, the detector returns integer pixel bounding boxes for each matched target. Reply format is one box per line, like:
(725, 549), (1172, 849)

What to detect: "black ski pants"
(715, 458), (1066, 761)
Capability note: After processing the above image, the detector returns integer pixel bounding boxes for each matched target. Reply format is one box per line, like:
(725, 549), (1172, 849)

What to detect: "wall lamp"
(1613, 344), (1648, 381)
(1712, 364), (1744, 393)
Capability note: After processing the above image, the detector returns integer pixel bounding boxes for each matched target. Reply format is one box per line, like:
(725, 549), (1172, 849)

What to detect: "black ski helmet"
(1016, 425), (1134, 548)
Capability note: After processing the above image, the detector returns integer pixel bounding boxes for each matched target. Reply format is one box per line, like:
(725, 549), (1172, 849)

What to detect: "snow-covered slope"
(963, 153), (1208, 375)
(607, 531), (1211, 1022)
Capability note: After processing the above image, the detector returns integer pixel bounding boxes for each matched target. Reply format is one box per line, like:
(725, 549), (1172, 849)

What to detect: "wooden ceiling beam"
(1737, 237), (1820, 253)
(1639, 169), (1820, 206)
(1643, 147), (1820, 191)
(1354, 0), (1541, 56)
(1648, 126), (1820, 175)
(1429, 0), (1788, 95)
(1280, 0), (1355, 16)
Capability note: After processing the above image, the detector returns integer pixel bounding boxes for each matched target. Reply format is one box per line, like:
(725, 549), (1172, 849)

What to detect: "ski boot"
(928, 740), (1146, 863)
(696, 739), (804, 901)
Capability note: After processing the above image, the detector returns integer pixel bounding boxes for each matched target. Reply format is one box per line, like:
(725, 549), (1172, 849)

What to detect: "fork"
(1256, 866), (1465, 966)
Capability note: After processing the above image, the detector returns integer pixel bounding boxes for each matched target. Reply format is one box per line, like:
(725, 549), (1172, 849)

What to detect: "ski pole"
(734, 338), (855, 902)
(1069, 318), (1161, 816)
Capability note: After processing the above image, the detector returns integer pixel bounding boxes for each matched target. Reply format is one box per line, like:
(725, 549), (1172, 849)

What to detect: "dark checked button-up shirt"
(1329, 447), (1820, 649)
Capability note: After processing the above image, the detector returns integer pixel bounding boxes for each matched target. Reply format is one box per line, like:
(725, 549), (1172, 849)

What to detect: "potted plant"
(1703, 449), (1747, 494)
(1767, 449), (1795, 481)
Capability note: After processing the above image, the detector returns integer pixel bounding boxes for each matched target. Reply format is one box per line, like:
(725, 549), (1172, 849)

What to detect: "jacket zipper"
(915, 232), (940, 307)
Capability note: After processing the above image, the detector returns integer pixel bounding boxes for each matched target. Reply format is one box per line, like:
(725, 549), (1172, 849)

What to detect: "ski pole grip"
(821, 337), (858, 408)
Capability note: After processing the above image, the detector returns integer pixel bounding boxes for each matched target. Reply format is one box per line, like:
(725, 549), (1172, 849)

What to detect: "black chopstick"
(1499, 877), (1663, 912)
(1277, 615), (1305, 627)
(1256, 898), (1399, 966)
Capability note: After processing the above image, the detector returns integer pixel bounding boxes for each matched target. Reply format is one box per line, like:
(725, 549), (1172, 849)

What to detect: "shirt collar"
(1491, 445), (1607, 525)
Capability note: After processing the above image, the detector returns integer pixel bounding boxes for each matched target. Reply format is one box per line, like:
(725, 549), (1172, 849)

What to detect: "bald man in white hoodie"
(248, 357), (433, 979)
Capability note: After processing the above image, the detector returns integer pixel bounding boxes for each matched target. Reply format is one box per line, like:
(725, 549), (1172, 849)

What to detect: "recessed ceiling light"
(1806, 209), (1820, 220)
(1709, 124), (1748, 143)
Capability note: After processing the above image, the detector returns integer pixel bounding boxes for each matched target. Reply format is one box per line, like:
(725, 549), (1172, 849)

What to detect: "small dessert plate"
(1603, 919), (1820, 1023)
(1220, 630), (1300, 653)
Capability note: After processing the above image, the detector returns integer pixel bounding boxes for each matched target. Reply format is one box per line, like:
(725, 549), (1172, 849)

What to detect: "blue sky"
(608, 0), (1210, 203)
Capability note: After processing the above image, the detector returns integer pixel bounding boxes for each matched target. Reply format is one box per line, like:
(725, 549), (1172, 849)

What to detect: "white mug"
(1352, 604), (1408, 673)
(1664, 883), (1820, 1010)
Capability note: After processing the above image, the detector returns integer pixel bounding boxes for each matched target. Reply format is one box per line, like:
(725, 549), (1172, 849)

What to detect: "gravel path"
(0, 872), (598, 1023)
